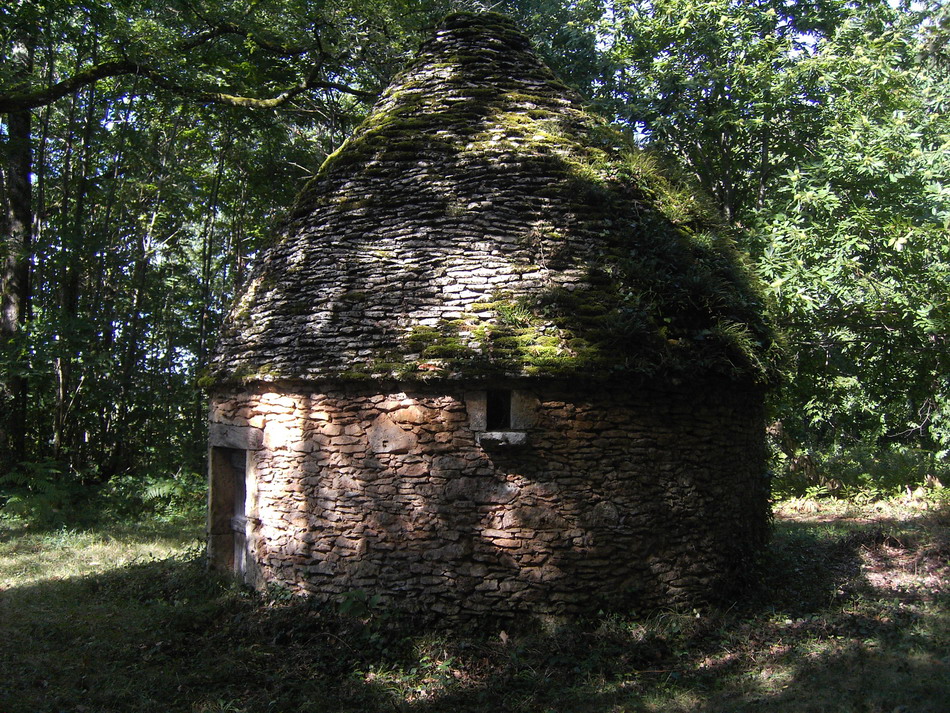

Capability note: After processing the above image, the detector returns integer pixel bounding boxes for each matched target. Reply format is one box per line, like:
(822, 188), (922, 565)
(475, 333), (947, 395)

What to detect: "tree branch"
(180, 0), (316, 57)
(0, 59), (372, 114)
(0, 60), (141, 113)
(182, 19), (312, 57)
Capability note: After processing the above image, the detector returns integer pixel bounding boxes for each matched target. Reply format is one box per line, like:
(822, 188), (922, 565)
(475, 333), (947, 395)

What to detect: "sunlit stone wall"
(209, 381), (769, 619)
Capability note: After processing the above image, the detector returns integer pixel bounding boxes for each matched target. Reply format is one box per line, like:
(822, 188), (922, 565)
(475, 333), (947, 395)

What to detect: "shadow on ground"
(0, 506), (947, 713)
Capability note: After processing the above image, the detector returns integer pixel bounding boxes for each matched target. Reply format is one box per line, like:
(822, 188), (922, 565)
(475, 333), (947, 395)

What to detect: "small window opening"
(486, 389), (512, 430)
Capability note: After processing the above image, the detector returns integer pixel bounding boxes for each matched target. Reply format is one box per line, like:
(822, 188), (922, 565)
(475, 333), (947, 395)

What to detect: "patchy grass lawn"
(0, 498), (947, 713)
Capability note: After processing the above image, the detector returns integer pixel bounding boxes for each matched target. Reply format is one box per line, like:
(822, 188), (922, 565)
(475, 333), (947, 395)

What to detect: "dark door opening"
(208, 447), (248, 577)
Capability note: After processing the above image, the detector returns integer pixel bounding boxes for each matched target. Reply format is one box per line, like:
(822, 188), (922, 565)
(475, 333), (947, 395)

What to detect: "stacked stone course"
(210, 381), (768, 618)
(212, 12), (777, 386)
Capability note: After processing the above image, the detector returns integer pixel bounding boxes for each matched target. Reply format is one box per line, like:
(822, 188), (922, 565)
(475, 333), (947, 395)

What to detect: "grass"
(0, 517), (201, 589)
(0, 496), (947, 713)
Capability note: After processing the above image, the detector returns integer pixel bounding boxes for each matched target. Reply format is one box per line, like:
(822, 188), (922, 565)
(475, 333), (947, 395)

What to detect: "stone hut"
(207, 12), (779, 619)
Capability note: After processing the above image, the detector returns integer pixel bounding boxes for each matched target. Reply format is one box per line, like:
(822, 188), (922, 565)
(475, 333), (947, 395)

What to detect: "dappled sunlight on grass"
(0, 518), (203, 589)
(0, 500), (947, 712)
(773, 492), (947, 521)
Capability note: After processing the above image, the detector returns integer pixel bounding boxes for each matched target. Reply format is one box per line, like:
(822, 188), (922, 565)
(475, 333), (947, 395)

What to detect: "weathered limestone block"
(367, 414), (415, 454)
(209, 423), (264, 450)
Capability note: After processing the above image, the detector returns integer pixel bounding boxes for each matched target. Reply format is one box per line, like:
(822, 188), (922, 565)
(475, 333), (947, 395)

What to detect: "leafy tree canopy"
(1, 0), (947, 515)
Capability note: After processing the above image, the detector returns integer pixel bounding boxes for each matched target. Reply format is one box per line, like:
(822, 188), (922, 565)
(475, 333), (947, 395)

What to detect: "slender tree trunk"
(102, 107), (184, 479)
(100, 231), (151, 481)
(51, 85), (79, 459)
(90, 88), (137, 342)
(232, 177), (249, 291)
(191, 130), (232, 448)
(196, 133), (231, 374)
(756, 98), (773, 215)
(53, 80), (98, 462)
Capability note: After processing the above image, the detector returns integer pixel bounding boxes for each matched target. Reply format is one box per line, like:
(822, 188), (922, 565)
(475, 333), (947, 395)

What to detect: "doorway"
(208, 446), (248, 577)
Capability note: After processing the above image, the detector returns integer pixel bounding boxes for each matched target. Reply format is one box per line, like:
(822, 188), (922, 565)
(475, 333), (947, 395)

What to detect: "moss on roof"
(212, 11), (781, 387)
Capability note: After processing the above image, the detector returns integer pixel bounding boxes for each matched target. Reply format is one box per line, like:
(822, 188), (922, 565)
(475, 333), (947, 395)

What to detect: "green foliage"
(338, 588), (385, 619)
(0, 460), (75, 524)
(0, 459), (206, 527)
(757, 4), (950, 454)
(104, 468), (207, 521)
(598, 0), (949, 478)
(772, 444), (950, 501)
(600, 0), (828, 222)
(1, 0), (947, 498)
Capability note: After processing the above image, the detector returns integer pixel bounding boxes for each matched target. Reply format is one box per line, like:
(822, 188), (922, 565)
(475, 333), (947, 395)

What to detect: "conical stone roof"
(212, 12), (779, 385)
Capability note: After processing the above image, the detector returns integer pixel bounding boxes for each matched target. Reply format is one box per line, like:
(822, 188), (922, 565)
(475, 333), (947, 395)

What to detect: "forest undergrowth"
(0, 495), (947, 713)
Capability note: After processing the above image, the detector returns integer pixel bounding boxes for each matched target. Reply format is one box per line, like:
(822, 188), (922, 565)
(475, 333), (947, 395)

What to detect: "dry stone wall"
(209, 381), (769, 619)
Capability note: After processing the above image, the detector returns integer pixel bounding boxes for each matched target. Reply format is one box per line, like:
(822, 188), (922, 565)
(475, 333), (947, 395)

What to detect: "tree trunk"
(0, 68), (34, 466)
(101, 106), (185, 480)
(53, 78), (99, 461)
